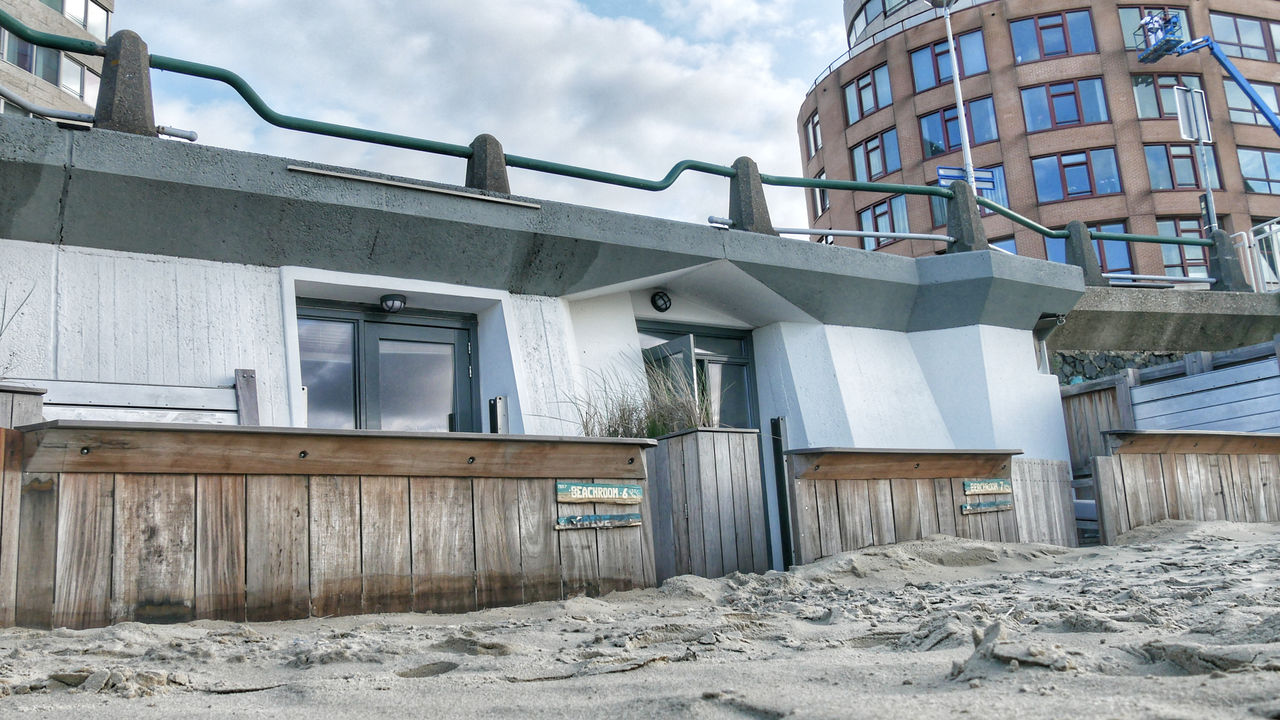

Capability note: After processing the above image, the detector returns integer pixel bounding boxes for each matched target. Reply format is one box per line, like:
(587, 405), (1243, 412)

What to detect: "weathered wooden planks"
(112, 474), (198, 623)
(790, 450), (1016, 481)
(53, 473), (113, 629)
(474, 478), (522, 608)
(0, 430), (22, 625)
(195, 474), (246, 621)
(246, 475), (310, 622)
(309, 475), (362, 618)
(15, 473), (58, 628)
(518, 479), (561, 602)
(410, 477), (476, 613)
(24, 422), (654, 479)
(361, 476), (412, 613)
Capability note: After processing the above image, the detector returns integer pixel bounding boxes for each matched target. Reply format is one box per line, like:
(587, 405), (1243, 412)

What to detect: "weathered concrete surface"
(0, 115), (1084, 334)
(1049, 287), (1280, 352)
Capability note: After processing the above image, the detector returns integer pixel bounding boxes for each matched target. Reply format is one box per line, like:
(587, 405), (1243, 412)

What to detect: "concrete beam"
(728, 156), (776, 236)
(464, 134), (510, 194)
(1049, 286), (1280, 352)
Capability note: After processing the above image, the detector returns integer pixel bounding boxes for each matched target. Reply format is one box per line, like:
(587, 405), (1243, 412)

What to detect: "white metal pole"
(942, 3), (975, 187)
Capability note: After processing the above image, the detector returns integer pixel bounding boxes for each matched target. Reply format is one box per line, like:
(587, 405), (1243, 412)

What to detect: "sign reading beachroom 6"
(555, 481), (644, 504)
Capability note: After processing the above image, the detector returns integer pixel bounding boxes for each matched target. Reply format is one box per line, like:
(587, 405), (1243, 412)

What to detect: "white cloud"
(121, 0), (844, 229)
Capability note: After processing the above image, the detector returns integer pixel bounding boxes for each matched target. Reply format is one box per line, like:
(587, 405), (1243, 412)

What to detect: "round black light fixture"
(380, 293), (407, 313)
(650, 291), (672, 313)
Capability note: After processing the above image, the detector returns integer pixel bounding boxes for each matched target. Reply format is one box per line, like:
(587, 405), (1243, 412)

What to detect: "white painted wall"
(911, 325), (1070, 461)
(0, 238), (290, 424)
(0, 238), (54, 378)
(565, 292), (647, 414)
(502, 295), (579, 436)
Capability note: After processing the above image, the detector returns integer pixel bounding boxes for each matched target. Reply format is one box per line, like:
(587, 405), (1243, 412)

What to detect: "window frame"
(1131, 73), (1202, 119)
(803, 112), (822, 159)
(1238, 147), (1280, 194)
(1118, 6), (1192, 50)
(810, 170), (829, 220)
(919, 96), (998, 159)
(1144, 143), (1221, 191)
(1154, 217), (1210, 277)
(1031, 148), (1123, 204)
(1010, 10), (1098, 65)
(843, 64), (892, 126)
(296, 299), (480, 432)
(1020, 77), (1109, 133)
(1210, 11), (1279, 62)
(850, 127), (901, 182)
(910, 30), (988, 92)
(857, 195), (910, 250)
(1224, 77), (1280, 126)
(928, 165), (1008, 228)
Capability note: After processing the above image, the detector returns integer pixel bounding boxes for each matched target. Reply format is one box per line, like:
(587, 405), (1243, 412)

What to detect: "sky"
(119, 0), (848, 230)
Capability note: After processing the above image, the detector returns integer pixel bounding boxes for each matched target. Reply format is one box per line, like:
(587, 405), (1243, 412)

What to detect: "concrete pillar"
(1208, 228), (1250, 292)
(93, 31), (157, 137)
(1065, 220), (1106, 287)
(465, 134), (511, 194)
(944, 181), (987, 252)
(728, 156), (776, 236)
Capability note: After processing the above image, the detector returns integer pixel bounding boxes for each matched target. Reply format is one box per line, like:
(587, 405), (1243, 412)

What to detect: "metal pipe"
(1102, 273), (1215, 283)
(0, 7), (103, 56)
(156, 126), (198, 142)
(0, 83), (94, 123)
(774, 227), (955, 243)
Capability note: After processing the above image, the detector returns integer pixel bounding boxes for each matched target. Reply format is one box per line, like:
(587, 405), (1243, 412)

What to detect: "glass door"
(297, 302), (477, 432)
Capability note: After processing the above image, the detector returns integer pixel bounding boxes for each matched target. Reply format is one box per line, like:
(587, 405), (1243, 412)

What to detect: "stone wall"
(1053, 351), (1184, 385)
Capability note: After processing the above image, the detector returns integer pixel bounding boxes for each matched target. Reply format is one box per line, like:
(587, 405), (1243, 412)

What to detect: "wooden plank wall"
(645, 429), (768, 582)
(1094, 450), (1280, 544)
(1060, 381), (1127, 475)
(0, 387), (44, 430)
(1010, 459), (1077, 547)
(1, 471), (655, 630)
(1131, 360), (1280, 433)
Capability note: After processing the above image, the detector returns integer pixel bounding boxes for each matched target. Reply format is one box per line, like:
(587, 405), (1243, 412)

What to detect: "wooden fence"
(645, 428), (768, 582)
(0, 384), (44, 429)
(0, 422), (656, 630)
(785, 449), (1076, 566)
(1093, 431), (1280, 544)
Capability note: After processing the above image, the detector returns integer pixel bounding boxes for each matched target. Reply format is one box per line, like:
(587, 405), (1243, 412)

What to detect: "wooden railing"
(784, 449), (1075, 566)
(1093, 430), (1280, 544)
(0, 422), (656, 629)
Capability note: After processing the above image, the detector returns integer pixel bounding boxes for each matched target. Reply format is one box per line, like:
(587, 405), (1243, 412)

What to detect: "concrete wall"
(0, 237), (290, 424)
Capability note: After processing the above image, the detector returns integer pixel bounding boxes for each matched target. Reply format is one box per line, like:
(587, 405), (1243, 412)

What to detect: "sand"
(3, 520), (1280, 719)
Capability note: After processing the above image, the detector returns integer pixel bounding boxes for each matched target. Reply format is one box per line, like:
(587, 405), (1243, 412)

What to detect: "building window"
(803, 112), (822, 159)
(2, 30), (60, 86)
(1021, 77), (1108, 132)
(919, 96), (998, 158)
(1091, 222), (1134, 274)
(844, 64), (892, 125)
(811, 170), (829, 219)
(990, 237), (1017, 254)
(1145, 144), (1220, 190)
(638, 324), (756, 430)
(1210, 12), (1280, 62)
(1118, 6), (1191, 50)
(1225, 78), (1280, 126)
(850, 128), (901, 182)
(297, 302), (478, 432)
(1031, 148), (1121, 203)
(858, 195), (909, 250)
(1132, 73), (1202, 119)
(928, 165), (1008, 227)
(1010, 10), (1097, 64)
(1155, 218), (1210, 277)
(1239, 147), (1280, 194)
(910, 30), (988, 92)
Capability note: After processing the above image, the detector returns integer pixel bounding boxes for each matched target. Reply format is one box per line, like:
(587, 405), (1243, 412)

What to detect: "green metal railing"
(0, 9), (1214, 252)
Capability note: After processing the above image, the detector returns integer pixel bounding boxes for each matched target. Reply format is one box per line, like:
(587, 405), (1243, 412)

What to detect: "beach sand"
(3, 520), (1279, 719)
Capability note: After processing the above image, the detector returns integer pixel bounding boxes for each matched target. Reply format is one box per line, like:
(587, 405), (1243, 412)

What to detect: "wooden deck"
(0, 422), (657, 629)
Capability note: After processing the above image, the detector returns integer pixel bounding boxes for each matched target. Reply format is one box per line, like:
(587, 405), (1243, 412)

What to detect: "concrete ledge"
(0, 115), (1085, 333)
(1050, 287), (1280, 351)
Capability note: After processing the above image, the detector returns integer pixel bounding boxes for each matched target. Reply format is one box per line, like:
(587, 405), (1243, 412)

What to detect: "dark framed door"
(297, 301), (477, 431)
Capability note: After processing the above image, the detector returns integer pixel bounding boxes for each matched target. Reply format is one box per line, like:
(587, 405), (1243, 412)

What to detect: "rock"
(49, 671), (91, 687)
(168, 672), (190, 686)
(81, 669), (111, 694)
(135, 670), (167, 688)
(13, 683), (30, 695)
(969, 679), (981, 689)
(697, 633), (717, 645)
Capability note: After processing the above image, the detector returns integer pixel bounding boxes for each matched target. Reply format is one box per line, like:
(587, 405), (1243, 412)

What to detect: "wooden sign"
(964, 479), (1013, 496)
(555, 513), (642, 531)
(555, 482), (643, 504)
(961, 498), (1013, 515)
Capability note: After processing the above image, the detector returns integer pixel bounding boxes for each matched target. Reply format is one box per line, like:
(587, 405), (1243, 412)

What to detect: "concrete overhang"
(0, 116), (1083, 333)
(1049, 286), (1280, 351)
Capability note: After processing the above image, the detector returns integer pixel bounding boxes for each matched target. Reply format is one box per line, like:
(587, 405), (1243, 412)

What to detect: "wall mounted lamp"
(380, 293), (407, 313)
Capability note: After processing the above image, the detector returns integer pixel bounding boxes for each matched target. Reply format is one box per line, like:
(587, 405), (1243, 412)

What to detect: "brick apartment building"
(798, 0), (1280, 279)
(0, 0), (111, 116)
